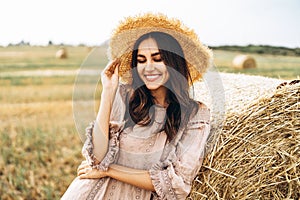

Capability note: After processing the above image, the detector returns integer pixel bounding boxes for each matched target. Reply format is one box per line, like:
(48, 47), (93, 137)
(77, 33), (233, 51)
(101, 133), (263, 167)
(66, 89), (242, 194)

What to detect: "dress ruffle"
(81, 121), (122, 171)
(149, 162), (177, 200)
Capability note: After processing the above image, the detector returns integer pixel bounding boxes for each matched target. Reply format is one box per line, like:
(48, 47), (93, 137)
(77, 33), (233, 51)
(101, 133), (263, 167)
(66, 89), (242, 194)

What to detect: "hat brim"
(108, 13), (213, 84)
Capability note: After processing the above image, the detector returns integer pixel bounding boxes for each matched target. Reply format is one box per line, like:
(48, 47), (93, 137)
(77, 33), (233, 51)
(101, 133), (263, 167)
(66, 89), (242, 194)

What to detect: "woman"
(62, 13), (212, 199)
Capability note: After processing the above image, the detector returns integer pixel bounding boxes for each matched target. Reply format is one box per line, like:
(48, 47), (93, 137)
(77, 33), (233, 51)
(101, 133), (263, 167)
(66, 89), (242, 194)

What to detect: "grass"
(0, 45), (299, 199)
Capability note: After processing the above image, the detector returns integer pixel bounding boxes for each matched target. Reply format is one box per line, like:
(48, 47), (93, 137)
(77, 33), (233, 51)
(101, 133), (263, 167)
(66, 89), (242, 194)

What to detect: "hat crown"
(108, 12), (213, 84)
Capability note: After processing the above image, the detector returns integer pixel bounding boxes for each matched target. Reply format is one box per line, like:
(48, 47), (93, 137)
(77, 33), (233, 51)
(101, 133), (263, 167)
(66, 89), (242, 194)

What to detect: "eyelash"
(137, 60), (146, 64)
(137, 58), (162, 64)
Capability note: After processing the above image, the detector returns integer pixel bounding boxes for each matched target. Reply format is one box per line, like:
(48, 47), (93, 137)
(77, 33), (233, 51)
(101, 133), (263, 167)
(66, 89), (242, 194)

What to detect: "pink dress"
(62, 84), (210, 200)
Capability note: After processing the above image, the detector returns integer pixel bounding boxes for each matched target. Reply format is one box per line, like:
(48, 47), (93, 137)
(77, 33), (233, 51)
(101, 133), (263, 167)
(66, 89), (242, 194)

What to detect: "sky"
(1, 0), (300, 48)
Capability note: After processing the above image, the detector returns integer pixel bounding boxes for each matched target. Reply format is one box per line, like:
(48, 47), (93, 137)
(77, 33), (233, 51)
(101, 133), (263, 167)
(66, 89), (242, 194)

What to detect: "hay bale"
(189, 75), (300, 199)
(193, 72), (284, 153)
(232, 54), (256, 69)
(55, 48), (68, 59)
(194, 72), (283, 114)
(86, 46), (93, 52)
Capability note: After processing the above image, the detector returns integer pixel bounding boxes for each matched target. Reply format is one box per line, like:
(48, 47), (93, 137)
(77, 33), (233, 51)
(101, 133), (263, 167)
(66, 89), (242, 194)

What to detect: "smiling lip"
(144, 74), (161, 82)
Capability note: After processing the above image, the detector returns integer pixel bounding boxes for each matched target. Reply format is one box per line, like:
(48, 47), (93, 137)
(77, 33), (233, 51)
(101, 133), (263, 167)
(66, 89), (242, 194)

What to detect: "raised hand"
(101, 59), (120, 92)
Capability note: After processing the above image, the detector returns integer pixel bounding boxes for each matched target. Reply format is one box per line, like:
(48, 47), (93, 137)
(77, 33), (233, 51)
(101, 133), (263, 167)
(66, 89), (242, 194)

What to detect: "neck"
(151, 86), (168, 107)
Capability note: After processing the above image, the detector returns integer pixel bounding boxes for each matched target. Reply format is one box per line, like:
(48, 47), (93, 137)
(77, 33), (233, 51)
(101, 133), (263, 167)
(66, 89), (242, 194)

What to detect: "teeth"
(145, 75), (160, 79)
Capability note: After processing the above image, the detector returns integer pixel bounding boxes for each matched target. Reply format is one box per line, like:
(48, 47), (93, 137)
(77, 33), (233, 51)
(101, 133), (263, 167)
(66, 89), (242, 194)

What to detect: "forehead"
(137, 38), (159, 54)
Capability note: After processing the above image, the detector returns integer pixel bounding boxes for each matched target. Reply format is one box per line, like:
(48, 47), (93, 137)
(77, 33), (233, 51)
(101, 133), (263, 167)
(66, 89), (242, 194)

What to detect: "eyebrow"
(137, 52), (161, 58)
(151, 52), (160, 57)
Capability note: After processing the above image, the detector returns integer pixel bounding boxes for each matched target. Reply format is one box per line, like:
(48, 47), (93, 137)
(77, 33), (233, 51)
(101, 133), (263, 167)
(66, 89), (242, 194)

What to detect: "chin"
(145, 84), (161, 90)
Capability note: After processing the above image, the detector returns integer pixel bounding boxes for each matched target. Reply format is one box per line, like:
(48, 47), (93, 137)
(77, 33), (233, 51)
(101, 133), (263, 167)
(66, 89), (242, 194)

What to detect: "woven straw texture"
(108, 13), (213, 84)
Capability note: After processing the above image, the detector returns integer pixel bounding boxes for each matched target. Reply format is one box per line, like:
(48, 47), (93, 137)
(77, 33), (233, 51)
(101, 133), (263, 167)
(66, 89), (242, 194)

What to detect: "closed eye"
(153, 58), (162, 62)
(137, 55), (146, 64)
(137, 59), (146, 64)
(152, 52), (163, 62)
(137, 52), (162, 63)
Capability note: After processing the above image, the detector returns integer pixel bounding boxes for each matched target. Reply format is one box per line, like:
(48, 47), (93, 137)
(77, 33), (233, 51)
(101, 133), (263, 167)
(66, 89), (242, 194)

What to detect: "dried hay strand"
(55, 47), (68, 59)
(189, 78), (300, 199)
(232, 54), (256, 69)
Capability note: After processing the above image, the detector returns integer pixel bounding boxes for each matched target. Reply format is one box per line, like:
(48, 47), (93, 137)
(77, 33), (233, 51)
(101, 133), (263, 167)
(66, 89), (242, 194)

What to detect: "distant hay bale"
(232, 54), (256, 69)
(86, 46), (93, 52)
(55, 48), (68, 59)
(189, 74), (300, 199)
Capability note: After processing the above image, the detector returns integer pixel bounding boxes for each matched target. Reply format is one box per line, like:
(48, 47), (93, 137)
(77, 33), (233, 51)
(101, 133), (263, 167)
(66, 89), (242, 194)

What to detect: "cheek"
(163, 68), (169, 79)
(165, 71), (169, 79)
(136, 66), (144, 78)
(164, 72), (170, 83)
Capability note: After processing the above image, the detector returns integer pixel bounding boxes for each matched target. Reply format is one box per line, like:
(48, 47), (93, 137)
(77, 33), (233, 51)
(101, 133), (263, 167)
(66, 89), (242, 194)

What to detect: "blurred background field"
(0, 44), (299, 199)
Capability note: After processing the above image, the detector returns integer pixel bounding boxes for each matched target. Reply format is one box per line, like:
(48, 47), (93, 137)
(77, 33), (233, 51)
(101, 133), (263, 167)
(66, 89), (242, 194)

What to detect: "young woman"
(62, 13), (212, 200)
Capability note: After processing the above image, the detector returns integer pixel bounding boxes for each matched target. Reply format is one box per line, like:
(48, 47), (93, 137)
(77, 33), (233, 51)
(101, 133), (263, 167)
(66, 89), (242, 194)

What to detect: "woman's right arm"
(92, 59), (120, 162)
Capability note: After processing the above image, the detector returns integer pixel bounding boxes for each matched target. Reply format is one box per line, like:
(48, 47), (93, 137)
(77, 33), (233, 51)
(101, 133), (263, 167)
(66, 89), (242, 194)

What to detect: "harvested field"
(1, 46), (299, 199)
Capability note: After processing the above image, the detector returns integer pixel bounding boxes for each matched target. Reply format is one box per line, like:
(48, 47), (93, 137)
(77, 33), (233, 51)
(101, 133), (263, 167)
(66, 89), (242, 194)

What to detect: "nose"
(145, 61), (155, 71)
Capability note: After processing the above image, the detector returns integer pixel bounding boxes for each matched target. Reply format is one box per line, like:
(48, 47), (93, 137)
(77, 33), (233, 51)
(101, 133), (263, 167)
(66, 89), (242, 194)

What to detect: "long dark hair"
(124, 31), (198, 141)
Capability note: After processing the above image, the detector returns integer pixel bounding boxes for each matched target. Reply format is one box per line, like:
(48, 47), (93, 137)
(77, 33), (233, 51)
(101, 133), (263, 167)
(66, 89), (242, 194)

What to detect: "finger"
(107, 59), (121, 75)
(77, 167), (89, 176)
(77, 163), (90, 173)
(77, 167), (92, 176)
(105, 59), (116, 72)
(78, 160), (88, 169)
(79, 174), (87, 179)
(103, 59), (115, 71)
(114, 60), (120, 77)
(77, 167), (86, 176)
(107, 61), (118, 75)
(101, 60), (114, 77)
(77, 163), (87, 173)
(85, 167), (92, 173)
(77, 168), (85, 176)
(81, 160), (87, 164)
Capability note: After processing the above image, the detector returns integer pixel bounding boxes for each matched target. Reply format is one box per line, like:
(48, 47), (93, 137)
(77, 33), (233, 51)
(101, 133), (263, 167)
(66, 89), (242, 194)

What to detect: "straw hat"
(108, 12), (213, 84)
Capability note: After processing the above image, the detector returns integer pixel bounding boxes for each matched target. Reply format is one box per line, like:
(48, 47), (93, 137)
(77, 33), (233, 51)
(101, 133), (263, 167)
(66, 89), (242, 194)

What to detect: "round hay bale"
(189, 77), (300, 199)
(193, 72), (284, 154)
(55, 48), (68, 59)
(232, 54), (256, 69)
(194, 72), (284, 115)
(86, 46), (93, 52)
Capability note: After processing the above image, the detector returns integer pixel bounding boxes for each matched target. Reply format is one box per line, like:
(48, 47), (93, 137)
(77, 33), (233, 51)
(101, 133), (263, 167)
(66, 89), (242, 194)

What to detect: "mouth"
(144, 74), (162, 82)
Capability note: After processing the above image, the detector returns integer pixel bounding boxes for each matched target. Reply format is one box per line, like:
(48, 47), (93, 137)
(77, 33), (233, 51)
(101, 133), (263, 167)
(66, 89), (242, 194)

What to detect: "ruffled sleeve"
(81, 84), (128, 171)
(149, 104), (210, 199)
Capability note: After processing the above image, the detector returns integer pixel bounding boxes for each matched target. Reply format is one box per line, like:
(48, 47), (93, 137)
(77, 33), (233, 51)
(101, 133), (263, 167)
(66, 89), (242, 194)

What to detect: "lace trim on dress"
(188, 120), (209, 126)
(82, 121), (121, 171)
(86, 178), (106, 200)
(149, 163), (177, 200)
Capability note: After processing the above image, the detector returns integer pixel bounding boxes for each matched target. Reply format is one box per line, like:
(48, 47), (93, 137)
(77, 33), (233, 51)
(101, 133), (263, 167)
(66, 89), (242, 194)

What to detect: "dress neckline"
(154, 104), (168, 110)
